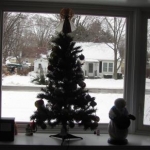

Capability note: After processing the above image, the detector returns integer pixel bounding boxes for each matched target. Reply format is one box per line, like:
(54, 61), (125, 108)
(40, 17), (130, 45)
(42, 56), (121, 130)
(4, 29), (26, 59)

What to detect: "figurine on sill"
(25, 121), (37, 136)
(25, 124), (33, 136)
(108, 98), (136, 145)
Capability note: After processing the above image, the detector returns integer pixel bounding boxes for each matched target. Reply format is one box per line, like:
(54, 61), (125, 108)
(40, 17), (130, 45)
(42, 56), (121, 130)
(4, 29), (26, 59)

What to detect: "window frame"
(103, 62), (108, 72)
(0, 1), (149, 134)
(102, 62), (114, 73)
(136, 12), (150, 133)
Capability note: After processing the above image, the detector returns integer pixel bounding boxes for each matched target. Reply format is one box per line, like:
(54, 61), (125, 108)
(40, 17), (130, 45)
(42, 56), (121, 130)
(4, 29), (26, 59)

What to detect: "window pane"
(103, 62), (107, 72)
(144, 19), (150, 125)
(108, 63), (113, 72)
(2, 12), (126, 124)
(89, 63), (93, 73)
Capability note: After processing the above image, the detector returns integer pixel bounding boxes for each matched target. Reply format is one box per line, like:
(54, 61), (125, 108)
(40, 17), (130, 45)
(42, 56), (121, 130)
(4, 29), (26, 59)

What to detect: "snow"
(2, 74), (124, 88)
(1, 73), (150, 125)
(76, 42), (118, 61)
(40, 42), (117, 61)
(2, 74), (35, 86)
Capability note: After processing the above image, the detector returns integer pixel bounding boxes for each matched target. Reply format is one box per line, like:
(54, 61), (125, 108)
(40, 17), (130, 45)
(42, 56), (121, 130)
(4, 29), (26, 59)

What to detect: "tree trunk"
(113, 48), (118, 80)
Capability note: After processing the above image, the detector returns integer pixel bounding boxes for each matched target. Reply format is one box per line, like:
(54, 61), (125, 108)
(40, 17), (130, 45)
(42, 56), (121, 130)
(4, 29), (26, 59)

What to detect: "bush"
(31, 74), (48, 85)
(104, 74), (113, 79)
(117, 73), (123, 79)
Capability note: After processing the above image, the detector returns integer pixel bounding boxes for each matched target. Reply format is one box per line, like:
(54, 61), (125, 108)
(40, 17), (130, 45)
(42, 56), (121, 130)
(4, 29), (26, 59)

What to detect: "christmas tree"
(30, 8), (100, 141)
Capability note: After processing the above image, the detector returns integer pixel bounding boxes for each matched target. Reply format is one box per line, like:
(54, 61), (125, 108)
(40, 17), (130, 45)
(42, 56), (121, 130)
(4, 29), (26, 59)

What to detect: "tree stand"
(50, 126), (83, 145)
(108, 138), (128, 145)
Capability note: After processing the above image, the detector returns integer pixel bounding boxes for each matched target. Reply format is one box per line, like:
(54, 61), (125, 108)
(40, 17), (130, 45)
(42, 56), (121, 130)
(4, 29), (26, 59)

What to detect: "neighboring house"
(34, 43), (122, 78)
(78, 42), (121, 78)
(22, 47), (48, 67)
(6, 57), (17, 64)
(6, 56), (34, 67)
(22, 58), (34, 67)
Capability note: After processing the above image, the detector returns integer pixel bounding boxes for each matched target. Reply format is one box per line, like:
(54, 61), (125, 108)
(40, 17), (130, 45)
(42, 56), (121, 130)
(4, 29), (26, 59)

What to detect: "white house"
(78, 42), (121, 78)
(34, 43), (122, 78)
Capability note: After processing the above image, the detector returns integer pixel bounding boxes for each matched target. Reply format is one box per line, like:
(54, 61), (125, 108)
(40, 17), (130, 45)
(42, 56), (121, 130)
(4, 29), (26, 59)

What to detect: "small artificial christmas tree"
(30, 8), (100, 142)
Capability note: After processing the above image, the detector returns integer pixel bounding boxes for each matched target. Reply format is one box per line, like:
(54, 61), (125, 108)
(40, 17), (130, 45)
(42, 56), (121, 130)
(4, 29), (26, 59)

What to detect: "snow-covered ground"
(1, 73), (150, 125)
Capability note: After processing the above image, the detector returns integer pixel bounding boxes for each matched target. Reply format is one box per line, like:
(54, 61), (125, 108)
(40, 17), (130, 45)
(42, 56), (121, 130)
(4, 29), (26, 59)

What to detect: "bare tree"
(102, 17), (126, 79)
(31, 14), (57, 48)
(71, 15), (102, 42)
(2, 12), (26, 64)
(2, 12), (57, 65)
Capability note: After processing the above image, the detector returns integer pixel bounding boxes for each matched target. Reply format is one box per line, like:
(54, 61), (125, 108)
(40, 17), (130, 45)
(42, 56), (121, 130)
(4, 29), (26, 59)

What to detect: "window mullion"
(0, 10), (3, 117)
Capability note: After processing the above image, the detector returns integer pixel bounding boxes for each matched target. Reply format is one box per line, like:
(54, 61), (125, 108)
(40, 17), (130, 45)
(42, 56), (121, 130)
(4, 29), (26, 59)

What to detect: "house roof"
(34, 58), (48, 62)
(76, 42), (118, 61)
(85, 58), (99, 62)
(38, 42), (119, 61)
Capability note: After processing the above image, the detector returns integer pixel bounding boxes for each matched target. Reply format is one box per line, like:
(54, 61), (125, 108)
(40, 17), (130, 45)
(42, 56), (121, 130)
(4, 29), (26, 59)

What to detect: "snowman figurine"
(108, 98), (136, 145)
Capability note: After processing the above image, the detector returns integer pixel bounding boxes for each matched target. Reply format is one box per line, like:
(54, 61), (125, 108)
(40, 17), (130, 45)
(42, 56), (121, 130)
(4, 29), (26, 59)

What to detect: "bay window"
(0, 1), (149, 135)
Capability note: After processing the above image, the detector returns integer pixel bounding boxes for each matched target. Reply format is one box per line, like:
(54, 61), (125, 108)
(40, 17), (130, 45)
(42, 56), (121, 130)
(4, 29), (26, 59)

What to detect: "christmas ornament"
(90, 101), (97, 107)
(47, 65), (54, 72)
(85, 94), (91, 100)
(79, 54), (85, 60)
(78, 81), (86, 88)
(35, 99), (44, 108)
(56, 8), (76, 34)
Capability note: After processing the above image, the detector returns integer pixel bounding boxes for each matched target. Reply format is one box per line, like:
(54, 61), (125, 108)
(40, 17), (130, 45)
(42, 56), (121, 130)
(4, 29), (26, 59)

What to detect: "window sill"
(0, 133), (150, 150)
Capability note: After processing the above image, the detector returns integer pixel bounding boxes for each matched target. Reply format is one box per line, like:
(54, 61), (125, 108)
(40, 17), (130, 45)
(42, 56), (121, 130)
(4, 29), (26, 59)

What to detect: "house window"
(108, 63), (113, 72)
(89, 63), (93, 73)
(103, 62), (107, 72)
(103, 62), (113, 73)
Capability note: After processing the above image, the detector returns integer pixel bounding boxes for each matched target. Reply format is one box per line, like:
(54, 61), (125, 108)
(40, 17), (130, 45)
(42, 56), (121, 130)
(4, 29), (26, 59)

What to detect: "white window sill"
(0, 133), (150, 150)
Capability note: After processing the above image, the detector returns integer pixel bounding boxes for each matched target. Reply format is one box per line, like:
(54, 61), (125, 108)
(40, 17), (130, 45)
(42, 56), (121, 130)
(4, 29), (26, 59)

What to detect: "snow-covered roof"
(85, 58), (99, 62)
(40, 53), (48, 59)
(38, 42), (118, 61)
(76, 42), (118, 61)
(6, 59), (11, 64)
(34, 57), (48, 62)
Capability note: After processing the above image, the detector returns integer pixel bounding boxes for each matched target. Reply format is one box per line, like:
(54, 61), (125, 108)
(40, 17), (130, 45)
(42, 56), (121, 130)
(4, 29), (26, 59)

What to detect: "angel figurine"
(56, 8), (76, 34)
